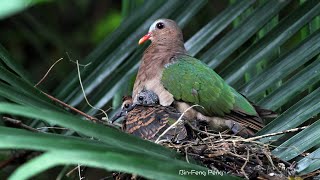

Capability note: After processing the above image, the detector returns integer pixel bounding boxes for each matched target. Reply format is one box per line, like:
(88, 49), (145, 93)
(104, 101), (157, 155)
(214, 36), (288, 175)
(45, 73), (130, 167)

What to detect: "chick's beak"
(110, 111), (124, 123)
(138, 32), (151, 45)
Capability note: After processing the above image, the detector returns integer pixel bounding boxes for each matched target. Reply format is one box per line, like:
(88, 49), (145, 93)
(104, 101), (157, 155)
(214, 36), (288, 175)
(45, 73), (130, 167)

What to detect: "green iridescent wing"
(161, 55), (257, 117)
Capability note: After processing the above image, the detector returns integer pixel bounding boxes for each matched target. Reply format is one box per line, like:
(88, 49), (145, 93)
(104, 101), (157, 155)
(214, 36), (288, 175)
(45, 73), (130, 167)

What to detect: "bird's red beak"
(138, 32), (151, 45)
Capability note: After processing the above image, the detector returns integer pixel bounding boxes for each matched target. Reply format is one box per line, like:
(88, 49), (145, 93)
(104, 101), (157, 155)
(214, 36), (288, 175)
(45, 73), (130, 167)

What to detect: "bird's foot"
(226, 121), (254, 138)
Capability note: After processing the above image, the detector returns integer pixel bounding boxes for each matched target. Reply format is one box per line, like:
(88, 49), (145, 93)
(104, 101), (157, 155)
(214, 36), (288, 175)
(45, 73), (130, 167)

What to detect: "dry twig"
(3, 117), (40, 132)
(75, 60), (109, 121)
(34, 58), (63, 87)
(241, 148), (250, 179)
(42, 91), (99, 122)
(245, 126), (308, 142)
(33, 56), (100, 123)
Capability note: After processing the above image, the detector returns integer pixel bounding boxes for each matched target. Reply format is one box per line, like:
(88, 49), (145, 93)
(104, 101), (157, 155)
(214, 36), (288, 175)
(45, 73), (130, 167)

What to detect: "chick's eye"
(124, 104), (130, 108)
(138, 96), (144, 101)
(156, 22), (164, 29)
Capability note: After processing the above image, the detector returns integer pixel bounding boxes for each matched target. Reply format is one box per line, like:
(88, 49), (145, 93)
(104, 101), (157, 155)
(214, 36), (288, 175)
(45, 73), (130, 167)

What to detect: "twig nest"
(159, 129), (298, 180)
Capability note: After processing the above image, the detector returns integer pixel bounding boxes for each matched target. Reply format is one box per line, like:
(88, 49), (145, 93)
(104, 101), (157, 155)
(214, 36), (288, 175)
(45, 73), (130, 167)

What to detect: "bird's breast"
(133, 51), (179, 106)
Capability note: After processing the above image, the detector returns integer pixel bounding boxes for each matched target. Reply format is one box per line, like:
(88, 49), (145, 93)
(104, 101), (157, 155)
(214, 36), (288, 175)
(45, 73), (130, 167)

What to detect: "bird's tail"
(239, 92), (278, 119)
(253, 104), (278, 119)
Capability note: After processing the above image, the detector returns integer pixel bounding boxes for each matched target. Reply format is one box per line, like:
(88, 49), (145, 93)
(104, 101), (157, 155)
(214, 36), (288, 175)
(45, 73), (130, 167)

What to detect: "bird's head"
(121, 96), (134, 112)
(137, 88), (159, 105)
(110, 96), (134, 123)
(138, 19), (184, 45)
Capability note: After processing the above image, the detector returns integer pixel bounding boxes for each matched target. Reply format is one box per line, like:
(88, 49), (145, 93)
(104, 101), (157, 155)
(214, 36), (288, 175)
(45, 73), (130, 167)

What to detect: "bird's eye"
(156, 22), (164, 29)
(138, 96), (144, 101)
(124, 103), (130, 108)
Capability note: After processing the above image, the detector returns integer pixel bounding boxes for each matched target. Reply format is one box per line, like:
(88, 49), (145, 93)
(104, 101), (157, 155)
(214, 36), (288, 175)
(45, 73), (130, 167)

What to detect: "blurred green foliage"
(0, 0), (49, 20)
(0, 0), (123, 91)
(91, 11), (122, 43)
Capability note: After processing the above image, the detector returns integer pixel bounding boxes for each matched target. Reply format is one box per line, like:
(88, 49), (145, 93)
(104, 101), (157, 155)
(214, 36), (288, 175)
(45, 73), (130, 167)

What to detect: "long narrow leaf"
(0, 43), (32, 83)
(0, 127), (223, 180)
(0, 126), (117, 152)
(272, 120), (320, 161)
(240, 29), (320, 100)
(201, 0), (291, 68)
(258, 58), (320, 110)
(257, 88), (320, 139)
(0, 103), (177, 158)
(185, 0), (255, 56)
(0, 82), (63, 111)
(174, 0), (207, 28)
(0, 65), (54, 105)
(296, 147), (320, 175)
(10, 150), (228, 180)
(222, 0), (320, 85)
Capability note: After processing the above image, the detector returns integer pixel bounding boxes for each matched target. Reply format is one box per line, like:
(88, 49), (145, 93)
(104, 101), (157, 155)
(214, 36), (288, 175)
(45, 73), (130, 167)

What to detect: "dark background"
(0, 0), (227, 91)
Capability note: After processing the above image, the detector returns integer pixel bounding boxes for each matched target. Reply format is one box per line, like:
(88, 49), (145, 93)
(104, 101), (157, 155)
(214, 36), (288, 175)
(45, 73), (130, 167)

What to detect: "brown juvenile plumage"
(119, 96), (187, 141)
